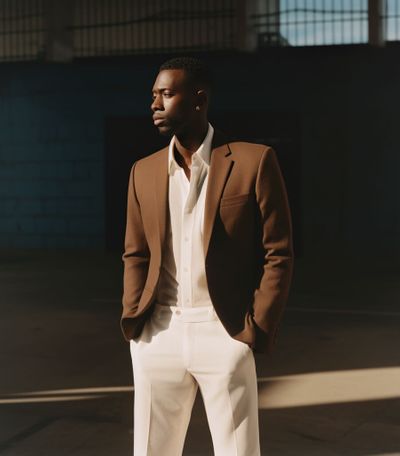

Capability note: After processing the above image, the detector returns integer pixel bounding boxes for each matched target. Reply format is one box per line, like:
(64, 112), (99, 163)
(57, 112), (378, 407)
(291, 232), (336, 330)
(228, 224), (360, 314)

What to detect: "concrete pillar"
(44, 0), (75, 62)
(368, 0), (386, 47)
(257, 0), (280, 46)
(236, 0), (256, 51)
(236, 0), (280, 51)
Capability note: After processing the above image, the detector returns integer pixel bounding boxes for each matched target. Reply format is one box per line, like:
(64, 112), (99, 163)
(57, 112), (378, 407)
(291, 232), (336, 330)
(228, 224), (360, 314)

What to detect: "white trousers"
(129, 304), (261, 456)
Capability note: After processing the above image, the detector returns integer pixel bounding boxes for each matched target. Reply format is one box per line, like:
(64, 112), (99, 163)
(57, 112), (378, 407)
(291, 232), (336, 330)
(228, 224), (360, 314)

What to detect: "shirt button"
(184, 267), (188, 272)
(176, 310), (181, 315)
(184, 236), (189, 242)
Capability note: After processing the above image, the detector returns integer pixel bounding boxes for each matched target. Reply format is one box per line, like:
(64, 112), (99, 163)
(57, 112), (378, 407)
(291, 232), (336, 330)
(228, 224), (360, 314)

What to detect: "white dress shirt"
(155, 123), (214, 308)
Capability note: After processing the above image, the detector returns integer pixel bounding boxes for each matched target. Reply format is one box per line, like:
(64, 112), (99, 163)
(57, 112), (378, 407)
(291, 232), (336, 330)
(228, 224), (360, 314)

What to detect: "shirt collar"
(168, 123), (214, 175)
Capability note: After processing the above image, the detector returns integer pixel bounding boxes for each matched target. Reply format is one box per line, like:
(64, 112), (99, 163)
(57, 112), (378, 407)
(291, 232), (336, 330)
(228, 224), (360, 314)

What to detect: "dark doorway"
(104, 112), (302, 255)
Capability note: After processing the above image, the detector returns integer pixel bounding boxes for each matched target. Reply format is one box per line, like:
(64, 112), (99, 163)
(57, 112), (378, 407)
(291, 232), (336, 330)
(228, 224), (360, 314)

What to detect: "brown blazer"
(121, 129), (294, 354)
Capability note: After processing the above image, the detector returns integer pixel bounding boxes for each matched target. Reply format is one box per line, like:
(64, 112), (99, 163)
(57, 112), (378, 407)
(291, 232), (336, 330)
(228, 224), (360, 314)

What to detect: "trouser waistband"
(153, 303), (218, 322)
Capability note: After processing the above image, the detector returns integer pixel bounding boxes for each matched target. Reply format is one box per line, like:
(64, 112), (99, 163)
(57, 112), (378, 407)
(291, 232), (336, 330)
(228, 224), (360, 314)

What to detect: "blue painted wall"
(0, 62), (155, 248)
(0, 45), (399, 255)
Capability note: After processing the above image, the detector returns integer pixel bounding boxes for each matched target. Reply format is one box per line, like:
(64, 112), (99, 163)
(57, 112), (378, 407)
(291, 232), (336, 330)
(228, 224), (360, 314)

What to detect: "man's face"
(151, 69), (197, 137)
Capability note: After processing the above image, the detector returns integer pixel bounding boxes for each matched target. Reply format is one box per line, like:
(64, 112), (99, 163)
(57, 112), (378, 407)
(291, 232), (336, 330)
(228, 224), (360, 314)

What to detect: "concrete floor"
(0, 249), (399, 455)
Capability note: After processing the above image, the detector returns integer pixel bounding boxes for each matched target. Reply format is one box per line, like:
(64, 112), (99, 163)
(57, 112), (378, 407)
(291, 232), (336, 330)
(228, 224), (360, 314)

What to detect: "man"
(121, 57), (293, 455)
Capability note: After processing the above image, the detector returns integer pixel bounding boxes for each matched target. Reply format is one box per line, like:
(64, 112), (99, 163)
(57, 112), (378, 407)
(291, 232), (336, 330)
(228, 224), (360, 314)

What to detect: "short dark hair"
(159, 57), (213, 92)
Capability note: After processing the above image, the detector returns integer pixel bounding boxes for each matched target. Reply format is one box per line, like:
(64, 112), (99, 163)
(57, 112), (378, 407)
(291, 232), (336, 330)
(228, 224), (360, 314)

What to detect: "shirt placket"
(179, 168), (192, 308)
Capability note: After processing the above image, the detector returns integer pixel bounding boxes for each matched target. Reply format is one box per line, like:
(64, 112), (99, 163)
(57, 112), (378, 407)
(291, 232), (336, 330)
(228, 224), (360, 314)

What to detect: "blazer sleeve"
(120, 161), (150, 341)
(252, 146), (294, 352)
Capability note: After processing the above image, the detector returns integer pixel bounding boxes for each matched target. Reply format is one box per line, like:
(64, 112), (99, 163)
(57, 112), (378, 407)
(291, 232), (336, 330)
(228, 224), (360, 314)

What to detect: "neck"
(174, 120), (209, 162)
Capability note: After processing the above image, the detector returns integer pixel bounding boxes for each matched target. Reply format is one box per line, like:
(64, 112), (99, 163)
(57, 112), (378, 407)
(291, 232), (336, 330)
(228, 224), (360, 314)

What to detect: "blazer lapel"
(203, 130), (233, 257)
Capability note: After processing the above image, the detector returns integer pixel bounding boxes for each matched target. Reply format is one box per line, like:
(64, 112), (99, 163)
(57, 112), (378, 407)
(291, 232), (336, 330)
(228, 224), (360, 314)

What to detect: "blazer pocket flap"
(220, 192), (251, 207)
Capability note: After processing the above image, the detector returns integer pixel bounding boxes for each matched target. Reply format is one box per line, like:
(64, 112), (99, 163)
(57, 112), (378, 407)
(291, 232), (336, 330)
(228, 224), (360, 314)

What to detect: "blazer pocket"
(220, 192), (251, 207)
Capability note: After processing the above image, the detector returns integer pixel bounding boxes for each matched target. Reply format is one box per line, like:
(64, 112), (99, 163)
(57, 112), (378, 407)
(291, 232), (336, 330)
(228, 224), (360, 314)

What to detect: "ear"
(196, 89), (208, 108)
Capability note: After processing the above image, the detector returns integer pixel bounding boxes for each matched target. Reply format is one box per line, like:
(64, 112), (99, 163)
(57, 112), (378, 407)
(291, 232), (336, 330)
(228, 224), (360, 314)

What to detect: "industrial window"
(72, 0), (237, 58)
(0, 0), (399, 63)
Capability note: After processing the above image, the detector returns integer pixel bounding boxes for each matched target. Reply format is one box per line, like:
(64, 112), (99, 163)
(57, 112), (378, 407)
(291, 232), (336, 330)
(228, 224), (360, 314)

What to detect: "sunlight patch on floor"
(1, 368), (399, 408)
(258, 367), (400, 409)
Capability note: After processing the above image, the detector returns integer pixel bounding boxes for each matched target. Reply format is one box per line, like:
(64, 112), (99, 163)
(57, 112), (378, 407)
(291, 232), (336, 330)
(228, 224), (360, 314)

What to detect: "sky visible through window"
(386, 0), (400, 40)
(278, 0), (399, 45)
